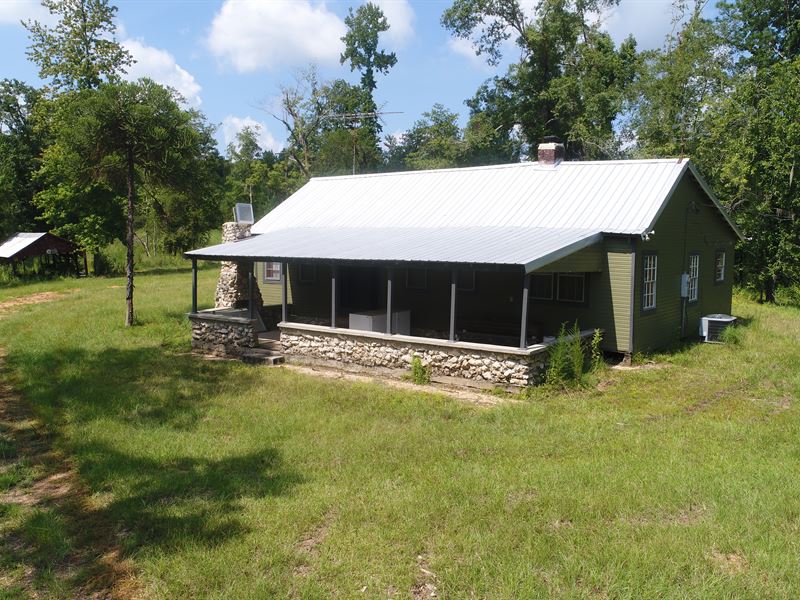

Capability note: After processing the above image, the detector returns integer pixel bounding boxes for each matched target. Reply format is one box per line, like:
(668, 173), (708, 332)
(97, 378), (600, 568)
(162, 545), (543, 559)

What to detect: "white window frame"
(263, 261), (282, 283)
(556, 273), (586, 303)
(688, 254), (700, 302)
(715, 251), (726, 282)
(643, 254), (657, 310)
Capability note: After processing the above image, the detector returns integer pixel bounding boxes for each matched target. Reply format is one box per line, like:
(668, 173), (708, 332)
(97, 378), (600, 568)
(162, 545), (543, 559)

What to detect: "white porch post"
(386, 268), (393, 335)
(281, 262), (288, 322)
(449, 268), (457, 342)
(520, 273), (530, 349)
(331, 264), (338, 328)
(248, 262), (255, 320)
(191, 258), (197, 314)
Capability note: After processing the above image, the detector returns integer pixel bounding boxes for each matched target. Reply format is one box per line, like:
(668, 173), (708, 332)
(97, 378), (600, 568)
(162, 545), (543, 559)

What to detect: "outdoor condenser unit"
(699, 314), (737, 343)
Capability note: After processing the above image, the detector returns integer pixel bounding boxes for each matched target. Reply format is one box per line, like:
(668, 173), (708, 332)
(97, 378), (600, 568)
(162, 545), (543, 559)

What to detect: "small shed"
(0, 232), (86, 276)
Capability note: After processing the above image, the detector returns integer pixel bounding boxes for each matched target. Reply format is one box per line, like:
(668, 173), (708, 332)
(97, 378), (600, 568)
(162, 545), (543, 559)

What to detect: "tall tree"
(0, 80), (46, 239)
(443, 0), (637, 158)
(340, 3), (397, 95)
(24, 0), (132, 91)
(37, 79), (217, 325)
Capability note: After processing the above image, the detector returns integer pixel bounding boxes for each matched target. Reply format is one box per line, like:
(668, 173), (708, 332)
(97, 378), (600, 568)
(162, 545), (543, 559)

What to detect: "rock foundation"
(280, 326), (548, 386)
(189, 313), (257, 356)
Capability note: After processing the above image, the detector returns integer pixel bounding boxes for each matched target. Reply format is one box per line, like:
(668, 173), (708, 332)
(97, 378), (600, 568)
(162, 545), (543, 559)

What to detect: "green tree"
(0, 80), (46, 239)
(444, 0), (637, 158)
(340, 3), (397, 96)
(24, 0), (132, 91)
(36, 79), (218, 325)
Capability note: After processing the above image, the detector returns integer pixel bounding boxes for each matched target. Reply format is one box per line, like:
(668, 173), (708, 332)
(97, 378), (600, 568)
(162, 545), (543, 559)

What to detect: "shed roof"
(0, 232), (79, 261)
(186, 158), (741, 271)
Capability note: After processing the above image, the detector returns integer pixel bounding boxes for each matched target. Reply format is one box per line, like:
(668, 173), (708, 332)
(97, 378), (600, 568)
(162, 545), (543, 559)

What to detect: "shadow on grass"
(1, 343), (302, 595)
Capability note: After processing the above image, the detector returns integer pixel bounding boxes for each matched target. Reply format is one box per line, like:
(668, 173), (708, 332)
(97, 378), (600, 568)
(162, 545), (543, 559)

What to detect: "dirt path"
(0, 349), (138, 599)
(284, 364), (520, 408)
(0, 290), (78, 318)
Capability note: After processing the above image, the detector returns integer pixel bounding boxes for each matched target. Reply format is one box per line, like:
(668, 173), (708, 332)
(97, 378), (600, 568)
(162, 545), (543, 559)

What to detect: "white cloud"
(370, 0), (414, 47)
(222, 115), (284, 154)
(122, 39), (202, 107)
(447, 37), (492, 71)
(600, 0), (680, 51)
(208, 1), (346, 73)
(0, 0), (52, 26)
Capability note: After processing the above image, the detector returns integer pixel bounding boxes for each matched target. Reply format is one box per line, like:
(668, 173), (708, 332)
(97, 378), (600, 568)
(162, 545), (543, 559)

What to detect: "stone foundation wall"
(214, 222), (263, 309)
(280, 328), (548, 386)
(189, 313), (257, 356)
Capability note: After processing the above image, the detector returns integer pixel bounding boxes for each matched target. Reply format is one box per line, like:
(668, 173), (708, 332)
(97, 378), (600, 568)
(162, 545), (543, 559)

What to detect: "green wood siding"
(256, 261), (292, 305)
(543, 243), (603, 272)
(632, 174), (737, 353)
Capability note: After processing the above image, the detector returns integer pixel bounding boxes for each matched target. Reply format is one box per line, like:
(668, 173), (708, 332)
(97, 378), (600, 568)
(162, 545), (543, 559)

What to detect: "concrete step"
(241, 348), (285, 366)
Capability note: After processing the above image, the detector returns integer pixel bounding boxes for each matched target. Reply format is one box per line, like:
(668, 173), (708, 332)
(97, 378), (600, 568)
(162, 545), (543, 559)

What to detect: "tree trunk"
(125, 146), (136, 326)
(765, 274), (777, 303)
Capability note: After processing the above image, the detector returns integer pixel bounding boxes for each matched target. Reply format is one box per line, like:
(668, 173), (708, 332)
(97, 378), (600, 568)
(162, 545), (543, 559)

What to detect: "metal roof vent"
(700, 314), (737, 342)
(233, 203), (254, 225)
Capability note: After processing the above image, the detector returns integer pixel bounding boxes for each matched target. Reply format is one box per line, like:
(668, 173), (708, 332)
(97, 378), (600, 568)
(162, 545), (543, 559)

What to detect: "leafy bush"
(410, 355), (431, 385)
(590, 328), (604, 371)
(546, 321), (595, 387)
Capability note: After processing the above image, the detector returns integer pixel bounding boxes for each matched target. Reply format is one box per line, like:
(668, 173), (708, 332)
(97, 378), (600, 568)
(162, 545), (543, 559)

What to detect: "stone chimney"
(214, 222), (263, 310)
(537, 136), (565, 166)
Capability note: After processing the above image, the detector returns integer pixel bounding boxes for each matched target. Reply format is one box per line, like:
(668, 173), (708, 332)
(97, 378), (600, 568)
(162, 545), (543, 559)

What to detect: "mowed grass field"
(1, 268), (800, 598)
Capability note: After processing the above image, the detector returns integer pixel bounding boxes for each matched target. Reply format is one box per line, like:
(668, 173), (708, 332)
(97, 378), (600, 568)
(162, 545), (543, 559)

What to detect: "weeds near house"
(546, 321), (589, 387)
(719, 323), (743, 345)
(410, 355), (431, 385)
(590, 328), (604, 371)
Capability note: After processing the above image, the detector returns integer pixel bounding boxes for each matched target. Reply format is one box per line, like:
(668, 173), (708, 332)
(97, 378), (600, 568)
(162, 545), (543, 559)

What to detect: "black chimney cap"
(542, 135), (561, 144)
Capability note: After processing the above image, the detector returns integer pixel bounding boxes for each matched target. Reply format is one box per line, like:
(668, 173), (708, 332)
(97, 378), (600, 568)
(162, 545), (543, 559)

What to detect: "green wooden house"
(188, 141), (741, 375)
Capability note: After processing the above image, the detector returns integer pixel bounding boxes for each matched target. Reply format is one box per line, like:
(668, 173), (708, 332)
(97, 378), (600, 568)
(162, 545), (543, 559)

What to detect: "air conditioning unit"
(699, 314), (737, 342)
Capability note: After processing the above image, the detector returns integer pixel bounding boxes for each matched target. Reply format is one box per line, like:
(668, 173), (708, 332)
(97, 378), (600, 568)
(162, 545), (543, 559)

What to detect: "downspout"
(628, 236), (636, 356)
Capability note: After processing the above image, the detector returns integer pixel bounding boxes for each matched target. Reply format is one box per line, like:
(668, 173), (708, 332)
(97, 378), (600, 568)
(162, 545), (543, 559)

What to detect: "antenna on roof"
(233, 203), (255, 225)
(322, 110), (402, 175)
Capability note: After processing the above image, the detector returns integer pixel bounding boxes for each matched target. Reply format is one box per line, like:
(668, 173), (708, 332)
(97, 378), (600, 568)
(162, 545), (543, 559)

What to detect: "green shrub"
(590, 328), (604, 371)
(410, 355), (431, 385)
(545, 323), (570, 387)
(568, 320), (585, 379)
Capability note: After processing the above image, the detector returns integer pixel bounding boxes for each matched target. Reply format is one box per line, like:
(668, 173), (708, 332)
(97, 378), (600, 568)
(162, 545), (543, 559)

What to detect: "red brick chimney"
(537, 136), (565, 166)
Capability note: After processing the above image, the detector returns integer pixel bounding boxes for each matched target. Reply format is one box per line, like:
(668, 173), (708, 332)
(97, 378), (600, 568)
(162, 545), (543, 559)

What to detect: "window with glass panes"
(643, 255), (657, 310)
(263, 262), (281, 282)
(688, 254), (700, 301)
(715, 251), (726, 282)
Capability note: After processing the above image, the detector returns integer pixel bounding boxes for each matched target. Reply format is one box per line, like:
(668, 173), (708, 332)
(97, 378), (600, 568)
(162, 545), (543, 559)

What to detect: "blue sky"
(0, 0), (713, 155)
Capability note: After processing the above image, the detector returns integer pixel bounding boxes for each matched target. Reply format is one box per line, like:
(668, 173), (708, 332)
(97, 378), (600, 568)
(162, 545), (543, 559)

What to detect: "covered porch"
(185, 227), (603, 386)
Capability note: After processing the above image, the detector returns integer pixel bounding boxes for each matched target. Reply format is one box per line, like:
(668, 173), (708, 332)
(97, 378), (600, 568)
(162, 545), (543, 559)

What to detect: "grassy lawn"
(1, 268), (800, 598)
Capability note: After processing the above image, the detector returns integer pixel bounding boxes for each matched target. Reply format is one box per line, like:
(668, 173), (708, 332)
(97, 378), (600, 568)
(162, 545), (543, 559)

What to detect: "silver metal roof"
(252, 159), (691, 235)
(187, 158), (741, 270)
(0, 233), (46, 259)
(186, 226), (603, 272)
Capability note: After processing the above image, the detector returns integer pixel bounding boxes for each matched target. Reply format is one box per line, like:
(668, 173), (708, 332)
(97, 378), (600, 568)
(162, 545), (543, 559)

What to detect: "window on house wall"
(643, 255), (657, 310)
(457, 269), (476, 292)
(531, 273), (554, 300)
(299, 263), (316, 283)
(688, 254), (700, 301)
(556, 273), (585, 303)
(715, 251), (726, 282)
(263, 261), (281, 283)
(406, 268), (427, 290)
